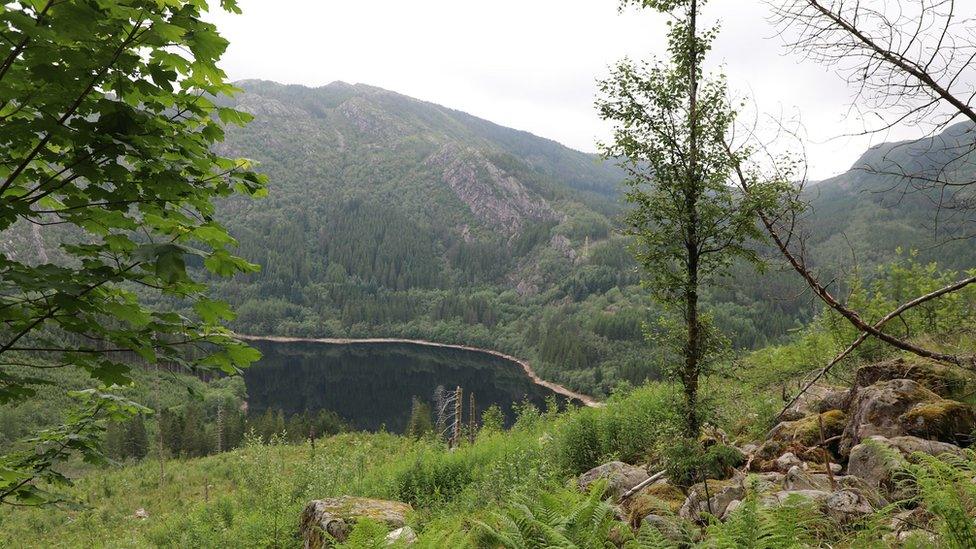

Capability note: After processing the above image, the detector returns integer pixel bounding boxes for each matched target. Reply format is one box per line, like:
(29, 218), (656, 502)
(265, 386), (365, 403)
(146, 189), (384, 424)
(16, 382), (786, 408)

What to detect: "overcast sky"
(209, 1), (947, 180)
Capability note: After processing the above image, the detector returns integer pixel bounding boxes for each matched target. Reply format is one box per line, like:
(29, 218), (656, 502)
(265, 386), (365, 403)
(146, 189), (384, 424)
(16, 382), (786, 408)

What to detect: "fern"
(903, 450), (976, 549)
(470, 479), (674, 548)
(702, 479), (829, 548)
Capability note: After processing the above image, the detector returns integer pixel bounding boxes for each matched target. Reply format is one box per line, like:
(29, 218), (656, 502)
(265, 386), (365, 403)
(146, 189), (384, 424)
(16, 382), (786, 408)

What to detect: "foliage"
(597, 0), (762, 436)
(0, 390), (148, 505)
(902, 450), (976, 548)
(0, 0), (264, 505)
(702, 480), (830, 548)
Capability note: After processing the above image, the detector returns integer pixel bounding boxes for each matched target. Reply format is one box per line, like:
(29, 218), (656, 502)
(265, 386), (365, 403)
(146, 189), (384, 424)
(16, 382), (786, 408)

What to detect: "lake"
(241, 339), (569, 432)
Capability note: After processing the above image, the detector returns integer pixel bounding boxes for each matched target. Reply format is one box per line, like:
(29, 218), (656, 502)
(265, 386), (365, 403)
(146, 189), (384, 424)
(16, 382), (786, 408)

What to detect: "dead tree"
(433, 385), (448, 438)
(216, 403), (224, 454)
(452, 386), (463, 448)
(468, 392), (476, 443)
(771, 0), (976, 239)
(720, 0), (976, 384)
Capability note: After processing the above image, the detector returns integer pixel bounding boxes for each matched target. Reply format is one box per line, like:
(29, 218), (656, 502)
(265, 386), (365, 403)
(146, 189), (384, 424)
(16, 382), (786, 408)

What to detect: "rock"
(738, 443), (758, 456)
(854, 358), (969, 398)
(623, 481), (686, 524)
(385, 526), (417, 546)
(823, 489), (875, 523)
(774, 452), (803, 472)
(786, 383), (852, 417)
(720, 499), (742, 520)
(847, 435), (966, 501)
(760, 489), (873, 524)
(578, 461), (650, 501)
(839, 379), (973, 454)
(769, 410), (847, 448)
(300, 496), (413, 548)
(679, 475), (746, 523)
(784, 466), (834, 491)
(881, 507), (936, 545)
(641, 514), (685, 542)
(900, 399), (976, 445)
(133, 508), (149, 519)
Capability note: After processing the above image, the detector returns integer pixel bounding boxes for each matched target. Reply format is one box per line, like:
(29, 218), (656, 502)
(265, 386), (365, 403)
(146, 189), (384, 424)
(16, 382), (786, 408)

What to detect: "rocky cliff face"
(425, 143), (556, 233)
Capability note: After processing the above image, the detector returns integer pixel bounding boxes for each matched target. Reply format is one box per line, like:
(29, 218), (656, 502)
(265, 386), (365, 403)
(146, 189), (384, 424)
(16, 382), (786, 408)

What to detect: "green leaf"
(193, 298), (236, 324)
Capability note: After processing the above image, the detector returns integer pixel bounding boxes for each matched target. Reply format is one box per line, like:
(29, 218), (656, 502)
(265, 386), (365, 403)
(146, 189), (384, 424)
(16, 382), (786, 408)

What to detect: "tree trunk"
(682, 0), (703, 439)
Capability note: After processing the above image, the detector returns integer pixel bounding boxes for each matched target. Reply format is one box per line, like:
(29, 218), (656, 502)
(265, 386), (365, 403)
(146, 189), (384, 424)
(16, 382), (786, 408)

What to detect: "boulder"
(839, 379), (974, 454)
(640, 514), (685, 543)
(760, 489), (873, 524)
(854, 358), (969, 398)
(847, 435), (966, 502)
(679, 475), (746, 523)
(623, 481), (686, 525)
(773, 452), (803, 472)
(784, 383), (851, 418)
(823, 489), (875, 523)
(900, 399), (976, 445)
(578, 461), (650, 501)
(769, 410), (847, 448)
(300, 496), (413, 548)
(784, 465), (834, 492)
(385, 526), (417, 546)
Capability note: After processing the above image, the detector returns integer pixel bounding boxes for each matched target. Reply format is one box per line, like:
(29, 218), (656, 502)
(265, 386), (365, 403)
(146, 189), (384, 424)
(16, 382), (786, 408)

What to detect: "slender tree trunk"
(682, 0), (703, 438)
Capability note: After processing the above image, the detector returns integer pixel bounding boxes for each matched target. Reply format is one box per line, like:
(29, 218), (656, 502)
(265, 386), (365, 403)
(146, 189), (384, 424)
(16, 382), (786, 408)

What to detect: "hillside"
(5, 82), (974, 397)
(804, 122), (976, 271)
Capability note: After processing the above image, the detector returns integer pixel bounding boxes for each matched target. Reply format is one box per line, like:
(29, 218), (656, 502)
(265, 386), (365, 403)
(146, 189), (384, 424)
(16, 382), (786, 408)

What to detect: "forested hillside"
(6, 81), (972, 397)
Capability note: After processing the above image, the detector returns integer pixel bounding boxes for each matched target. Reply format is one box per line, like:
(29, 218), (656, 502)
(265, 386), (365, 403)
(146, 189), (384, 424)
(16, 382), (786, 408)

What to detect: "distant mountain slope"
(803, 122), (976, 272)
(4, 81), (973, 397)
(211, 80), (625, 295)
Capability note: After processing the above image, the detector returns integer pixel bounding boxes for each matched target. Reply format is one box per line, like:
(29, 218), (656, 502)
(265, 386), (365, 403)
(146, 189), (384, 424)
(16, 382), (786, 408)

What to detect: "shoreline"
(234, 334), (601, 408)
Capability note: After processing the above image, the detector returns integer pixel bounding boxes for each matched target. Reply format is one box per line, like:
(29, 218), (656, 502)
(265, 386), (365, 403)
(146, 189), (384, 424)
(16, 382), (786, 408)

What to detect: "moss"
(776, 410), (847, 447)
(624, 482), (686, 524)
(856, 358), (971, 399)
(900, 399), (976, 445)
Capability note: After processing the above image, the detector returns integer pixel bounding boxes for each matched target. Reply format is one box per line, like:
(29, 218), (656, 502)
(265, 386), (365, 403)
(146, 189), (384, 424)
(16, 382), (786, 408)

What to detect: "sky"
(208, 1), (946, 180)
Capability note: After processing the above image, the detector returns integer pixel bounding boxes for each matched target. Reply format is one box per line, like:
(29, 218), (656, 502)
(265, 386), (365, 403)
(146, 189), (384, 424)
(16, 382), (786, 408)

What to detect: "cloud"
(207, 0), (970, 180)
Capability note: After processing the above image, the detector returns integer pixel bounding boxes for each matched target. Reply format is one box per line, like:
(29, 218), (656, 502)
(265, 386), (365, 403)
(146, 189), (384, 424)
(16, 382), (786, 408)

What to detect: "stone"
(823, 489), (875, 523)
(784, 465), (834, 492)
(838, 379), (972, 455)
(640, 514), (685, 543)
(578, 461), (650, 501)
(854, 358), (969, 398)
(769, 410), (847, 448)
(847, 435), (966, 502)
(623, 481), (686, 524)
(385, 526), (417, 546)
(720, 499), (742, 520)
(900, 399), (976, 445)
(760, 489), (873, 524)
(774, 452), (803, 472)
(300, 496), (413, 548)
(679, 475), (746, 523)
(785, 383), (851, 417)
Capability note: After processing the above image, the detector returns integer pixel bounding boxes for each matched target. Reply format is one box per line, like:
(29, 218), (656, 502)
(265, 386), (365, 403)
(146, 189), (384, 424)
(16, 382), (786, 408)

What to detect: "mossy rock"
(855, 358), (971, 399)
(900, 399), (976, 446)
(624, 482), (686, 524)
(771, 410), (847, 447)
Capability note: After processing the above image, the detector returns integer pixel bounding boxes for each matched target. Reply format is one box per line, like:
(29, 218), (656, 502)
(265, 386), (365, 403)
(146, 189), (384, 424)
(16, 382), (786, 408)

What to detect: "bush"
(553, 384), (682, 475)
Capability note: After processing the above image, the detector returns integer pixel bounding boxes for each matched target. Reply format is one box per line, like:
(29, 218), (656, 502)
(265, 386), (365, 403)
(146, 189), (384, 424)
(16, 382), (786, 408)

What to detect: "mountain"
(6, 81), (974, 397)
(213, 80), (625, 292)
(804, 122), (976, 271)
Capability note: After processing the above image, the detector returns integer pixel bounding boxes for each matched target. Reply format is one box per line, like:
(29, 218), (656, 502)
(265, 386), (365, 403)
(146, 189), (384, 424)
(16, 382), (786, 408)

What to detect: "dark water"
(241, 340), (564, 432)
